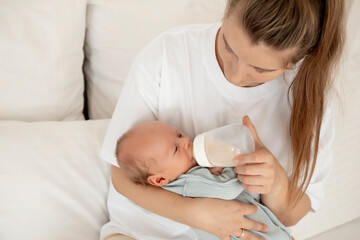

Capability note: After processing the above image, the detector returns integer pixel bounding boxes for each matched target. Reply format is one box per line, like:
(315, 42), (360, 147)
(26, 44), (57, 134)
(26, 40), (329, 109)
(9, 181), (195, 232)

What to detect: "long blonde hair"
(225, 0), (345, 206)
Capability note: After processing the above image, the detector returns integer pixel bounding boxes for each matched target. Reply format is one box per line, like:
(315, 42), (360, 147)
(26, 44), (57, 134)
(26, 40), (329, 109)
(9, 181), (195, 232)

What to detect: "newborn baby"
(116, 121), (291, 240)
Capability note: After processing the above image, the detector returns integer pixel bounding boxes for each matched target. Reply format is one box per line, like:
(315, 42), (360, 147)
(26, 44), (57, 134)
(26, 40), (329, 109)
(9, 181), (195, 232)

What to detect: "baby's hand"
(209, 167), (224, 176)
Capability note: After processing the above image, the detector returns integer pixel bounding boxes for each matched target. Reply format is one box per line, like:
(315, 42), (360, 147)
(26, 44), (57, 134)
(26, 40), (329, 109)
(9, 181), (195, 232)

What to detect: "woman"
(100, 0), (344, 239)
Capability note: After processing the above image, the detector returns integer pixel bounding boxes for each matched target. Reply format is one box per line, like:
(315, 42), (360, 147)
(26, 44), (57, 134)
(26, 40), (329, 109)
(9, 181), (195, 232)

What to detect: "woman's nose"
(235, 63), (248, 81)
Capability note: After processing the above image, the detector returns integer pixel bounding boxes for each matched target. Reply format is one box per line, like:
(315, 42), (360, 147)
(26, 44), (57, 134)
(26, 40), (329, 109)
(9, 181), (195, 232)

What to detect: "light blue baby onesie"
(162, 166), (291, 240)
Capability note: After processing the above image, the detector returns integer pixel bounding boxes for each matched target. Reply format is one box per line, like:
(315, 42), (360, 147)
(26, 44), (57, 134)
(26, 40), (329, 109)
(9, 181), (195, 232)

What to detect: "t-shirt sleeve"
(305, 104), (335, 212)
(99, 38), (164, 167)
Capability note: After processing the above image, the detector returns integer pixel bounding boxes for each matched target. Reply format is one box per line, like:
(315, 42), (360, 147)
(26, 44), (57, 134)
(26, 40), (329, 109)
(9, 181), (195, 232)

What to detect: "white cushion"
(0, 0), (86, 121)
(0, 119), (110, 240)
(84, 0), (226, 119)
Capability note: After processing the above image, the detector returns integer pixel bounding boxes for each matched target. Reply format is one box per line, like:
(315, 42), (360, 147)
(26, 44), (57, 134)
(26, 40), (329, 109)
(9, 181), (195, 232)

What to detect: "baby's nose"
(184, 138), (192, 149)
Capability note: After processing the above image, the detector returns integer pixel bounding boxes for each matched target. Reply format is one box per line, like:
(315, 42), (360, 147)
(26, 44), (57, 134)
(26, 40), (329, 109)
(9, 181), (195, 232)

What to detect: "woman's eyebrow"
(222, 33), (277, 72)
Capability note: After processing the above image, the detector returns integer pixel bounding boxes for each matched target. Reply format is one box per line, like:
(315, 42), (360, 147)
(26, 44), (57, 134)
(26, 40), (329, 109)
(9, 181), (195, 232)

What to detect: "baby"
(116, 121), (291, 240)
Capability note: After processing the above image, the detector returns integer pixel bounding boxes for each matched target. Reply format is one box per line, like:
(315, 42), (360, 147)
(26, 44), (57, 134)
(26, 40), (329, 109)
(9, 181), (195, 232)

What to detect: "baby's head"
(115, 121), (197, 186)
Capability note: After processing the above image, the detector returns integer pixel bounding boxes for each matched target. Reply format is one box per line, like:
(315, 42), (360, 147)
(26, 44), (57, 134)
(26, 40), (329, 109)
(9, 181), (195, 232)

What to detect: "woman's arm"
(111, 165), (189, 223)
(261, 183), (311, 226)
(260, 166), (311, 226)
(111, 165), (269, 240)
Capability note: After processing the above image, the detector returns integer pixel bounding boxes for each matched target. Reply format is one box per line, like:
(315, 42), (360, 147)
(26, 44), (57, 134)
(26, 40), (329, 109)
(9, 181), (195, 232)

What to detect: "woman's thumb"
(242, 115), (262, 146)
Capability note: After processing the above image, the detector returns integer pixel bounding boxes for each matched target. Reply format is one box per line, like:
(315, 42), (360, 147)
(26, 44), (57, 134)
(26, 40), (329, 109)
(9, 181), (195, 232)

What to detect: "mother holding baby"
(100, 0), (344, 239)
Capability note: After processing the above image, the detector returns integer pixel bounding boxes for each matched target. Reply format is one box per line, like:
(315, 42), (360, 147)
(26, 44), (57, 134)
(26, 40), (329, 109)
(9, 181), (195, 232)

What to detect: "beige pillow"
(84, 0), (226, 119)
(0, 0), (86, 121)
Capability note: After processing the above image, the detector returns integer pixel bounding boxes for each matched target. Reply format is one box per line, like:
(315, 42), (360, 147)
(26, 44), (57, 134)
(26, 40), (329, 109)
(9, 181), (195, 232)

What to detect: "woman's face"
(216, 14), (296, 87)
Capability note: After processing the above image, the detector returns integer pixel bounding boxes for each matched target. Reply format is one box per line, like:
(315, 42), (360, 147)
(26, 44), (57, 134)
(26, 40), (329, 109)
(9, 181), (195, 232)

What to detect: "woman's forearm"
(111, 165), (271, 238)
(261, 178), (311, 226)
(110, 165), (193, 226)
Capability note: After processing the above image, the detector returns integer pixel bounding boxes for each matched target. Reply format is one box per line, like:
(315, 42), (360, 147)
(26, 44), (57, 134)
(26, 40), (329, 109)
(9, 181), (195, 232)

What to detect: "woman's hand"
(190, 197), (269, 240)
(233, 116), (289, 195)
(233, 116), (311, 226)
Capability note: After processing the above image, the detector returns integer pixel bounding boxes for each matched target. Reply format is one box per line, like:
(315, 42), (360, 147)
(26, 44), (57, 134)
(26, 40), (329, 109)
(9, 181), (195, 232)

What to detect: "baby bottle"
(193, 123), (255, 167)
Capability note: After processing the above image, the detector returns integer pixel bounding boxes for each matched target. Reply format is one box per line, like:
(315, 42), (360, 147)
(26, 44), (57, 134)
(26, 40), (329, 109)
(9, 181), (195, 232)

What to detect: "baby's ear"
(147, 174), (169, 187)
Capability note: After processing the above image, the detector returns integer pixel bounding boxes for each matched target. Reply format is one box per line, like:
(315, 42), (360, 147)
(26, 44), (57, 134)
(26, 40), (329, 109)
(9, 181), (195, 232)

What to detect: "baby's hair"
(115, 130), (150, 185)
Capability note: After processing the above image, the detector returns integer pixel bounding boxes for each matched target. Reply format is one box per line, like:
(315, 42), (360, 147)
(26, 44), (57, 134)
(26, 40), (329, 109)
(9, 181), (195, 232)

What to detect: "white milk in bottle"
(193, 123), (255, 167)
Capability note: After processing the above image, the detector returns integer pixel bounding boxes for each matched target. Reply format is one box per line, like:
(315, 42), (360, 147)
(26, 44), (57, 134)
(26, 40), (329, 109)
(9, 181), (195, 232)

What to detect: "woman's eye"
(178, 133), (183, 138)
(255, 68), (266, 74)
(225, 44), (233, 53)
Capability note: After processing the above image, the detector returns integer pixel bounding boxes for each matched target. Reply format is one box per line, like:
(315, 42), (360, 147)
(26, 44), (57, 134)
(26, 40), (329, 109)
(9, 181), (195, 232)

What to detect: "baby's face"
(135, 122), (197, 181)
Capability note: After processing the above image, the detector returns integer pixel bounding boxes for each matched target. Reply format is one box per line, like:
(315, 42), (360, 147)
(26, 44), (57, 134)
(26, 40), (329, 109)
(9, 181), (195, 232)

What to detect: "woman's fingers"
(193, 198), (269, 239)
(238, 230), (264, 240)
(234, 152), (258, 165)
(235, 163), (274, 194)
(231, 229), (264, 240)
(239, 202), (257, 216)
(242, 184), (268, 194)
(237, 174), (267, 185)
(234, 162), (268, 175)
(234, 148), (271, 165)
(243, 218), (269, 233)
(228, 216), (268, 240)
(221, 236), (232, 240)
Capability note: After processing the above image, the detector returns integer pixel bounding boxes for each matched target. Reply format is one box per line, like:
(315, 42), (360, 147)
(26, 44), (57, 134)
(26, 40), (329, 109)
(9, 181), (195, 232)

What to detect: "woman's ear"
(147, 174), (169, 187)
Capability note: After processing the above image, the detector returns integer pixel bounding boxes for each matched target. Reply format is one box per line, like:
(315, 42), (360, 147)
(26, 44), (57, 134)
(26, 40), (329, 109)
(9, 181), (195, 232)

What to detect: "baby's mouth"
(189, 142), (197, 166)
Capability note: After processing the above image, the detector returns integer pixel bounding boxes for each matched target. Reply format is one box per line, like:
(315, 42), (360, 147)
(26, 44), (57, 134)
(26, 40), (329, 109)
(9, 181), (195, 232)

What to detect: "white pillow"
(0, 0), (86, 121)
(84, 0), (227, 119)
(0, 120), (110, 240)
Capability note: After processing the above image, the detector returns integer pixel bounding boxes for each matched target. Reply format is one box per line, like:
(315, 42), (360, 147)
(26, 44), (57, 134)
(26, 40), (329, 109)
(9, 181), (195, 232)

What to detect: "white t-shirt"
(100, 23), (334, 240)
